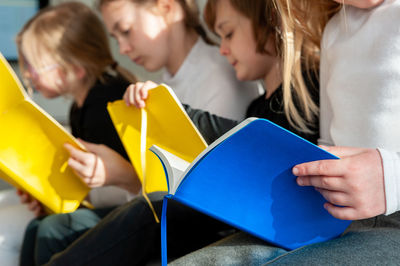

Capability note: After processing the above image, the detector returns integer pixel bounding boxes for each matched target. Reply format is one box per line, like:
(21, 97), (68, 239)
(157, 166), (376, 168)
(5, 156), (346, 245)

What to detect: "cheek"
(140, 13), (167, 40)
(40, 75), (63, 91)
(239, 55), (270, 81)
(143, 51), (168, 71)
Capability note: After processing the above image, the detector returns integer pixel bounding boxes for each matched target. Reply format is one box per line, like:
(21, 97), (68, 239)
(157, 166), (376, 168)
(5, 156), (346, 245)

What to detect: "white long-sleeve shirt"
(319, 0), (400, 215)
(163, 38), (261, 120)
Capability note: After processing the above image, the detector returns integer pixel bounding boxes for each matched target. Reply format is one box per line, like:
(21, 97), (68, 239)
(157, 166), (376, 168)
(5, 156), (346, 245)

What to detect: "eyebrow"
(216, 21), (229, 32)
(111, 19), (122, 35)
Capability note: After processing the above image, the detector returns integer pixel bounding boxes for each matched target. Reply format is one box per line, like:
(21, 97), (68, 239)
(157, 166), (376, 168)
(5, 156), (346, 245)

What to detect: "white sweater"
(163, 38), (261, 120)
(319, 0), (400, 215)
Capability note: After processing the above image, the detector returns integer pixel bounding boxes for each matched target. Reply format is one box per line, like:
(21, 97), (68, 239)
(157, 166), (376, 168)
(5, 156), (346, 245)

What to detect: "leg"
(170, 232), (286, 266)
(266, 212), (400, 265)
(266, 228), (400, 265)
(20, 217), (43, 266)
(34, 207), (114, 265)
(45, 192), (232, 266)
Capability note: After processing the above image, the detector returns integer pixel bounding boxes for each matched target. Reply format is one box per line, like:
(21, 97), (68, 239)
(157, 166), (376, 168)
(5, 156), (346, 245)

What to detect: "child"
(98, 0), (260, 120)
(39, 0), (324, 265)
(3, 2), (140, 265)
(172, 0), (400, 264)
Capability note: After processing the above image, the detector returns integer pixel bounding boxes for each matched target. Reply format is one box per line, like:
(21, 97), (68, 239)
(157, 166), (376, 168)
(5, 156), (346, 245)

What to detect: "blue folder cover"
(157, 118), (351, 264)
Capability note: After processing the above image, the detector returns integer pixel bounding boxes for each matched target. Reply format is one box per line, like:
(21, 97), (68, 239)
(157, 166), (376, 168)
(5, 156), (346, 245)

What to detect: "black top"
(185, 72), (319, 145)
(69, 73), (130, 160)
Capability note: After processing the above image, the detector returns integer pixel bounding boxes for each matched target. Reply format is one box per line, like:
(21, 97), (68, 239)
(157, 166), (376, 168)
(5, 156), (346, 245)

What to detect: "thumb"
(77, 139), (101, 153)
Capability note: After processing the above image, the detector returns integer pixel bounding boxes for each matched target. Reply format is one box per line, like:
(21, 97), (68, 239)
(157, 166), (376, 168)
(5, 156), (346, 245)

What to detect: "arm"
(64, 140), (141, 195)
(77, 102), (129, 160)
(183, 104), (239, 144)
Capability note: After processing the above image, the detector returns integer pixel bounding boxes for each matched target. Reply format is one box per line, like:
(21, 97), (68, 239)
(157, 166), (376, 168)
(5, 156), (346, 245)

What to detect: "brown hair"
(17, 1), (136, 93)
(204, 0), (340, 133)
(98, 0), (214, 44)
(204, 0), (278, 54)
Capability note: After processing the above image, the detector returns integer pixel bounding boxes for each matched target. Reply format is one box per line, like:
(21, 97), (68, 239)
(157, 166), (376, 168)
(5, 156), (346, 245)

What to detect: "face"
(101, 0), (170, 72)
(332, 0), (383, 8)
(214, 0), (276, 81)
(22, 55), (66, 99)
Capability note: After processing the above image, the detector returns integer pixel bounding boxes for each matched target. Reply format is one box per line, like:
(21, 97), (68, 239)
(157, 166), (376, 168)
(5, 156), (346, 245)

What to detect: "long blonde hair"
(274, 0), (340, 133)
(204, 0), (339, 133)
(17, 1), (136, 93)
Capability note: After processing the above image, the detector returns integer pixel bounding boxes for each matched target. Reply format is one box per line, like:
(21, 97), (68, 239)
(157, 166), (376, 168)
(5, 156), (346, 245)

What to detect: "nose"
(118, 38), (132, 55)
(219, 40), (230, 56)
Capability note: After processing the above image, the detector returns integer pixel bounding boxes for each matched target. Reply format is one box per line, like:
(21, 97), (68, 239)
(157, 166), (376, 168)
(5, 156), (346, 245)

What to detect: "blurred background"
(0, 0), (208, 189)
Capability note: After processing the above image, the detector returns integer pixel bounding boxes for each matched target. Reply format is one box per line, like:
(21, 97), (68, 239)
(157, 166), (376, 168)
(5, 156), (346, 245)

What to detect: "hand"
(123, 81), (158, 108)
(16, 189), (46, 217)
(64, 139), (141, 194)
(293, 146), (385, 220)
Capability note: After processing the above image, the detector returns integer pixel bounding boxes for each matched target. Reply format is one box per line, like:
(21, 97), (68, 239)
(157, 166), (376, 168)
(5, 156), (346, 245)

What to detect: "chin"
(143, 62), (162, 72)
(41, 93), (60, 99)
(235, 72), (251, 82)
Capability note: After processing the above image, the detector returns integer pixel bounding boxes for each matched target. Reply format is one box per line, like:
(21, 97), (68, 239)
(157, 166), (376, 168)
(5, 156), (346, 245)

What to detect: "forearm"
(183, 104), (240, 144)
(113, 164), (142, 195)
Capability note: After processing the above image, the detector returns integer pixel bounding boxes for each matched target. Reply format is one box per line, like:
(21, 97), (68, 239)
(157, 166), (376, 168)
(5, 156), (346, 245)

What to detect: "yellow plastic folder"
(107, 84), (207, 193)
(0, 53), (89, 213)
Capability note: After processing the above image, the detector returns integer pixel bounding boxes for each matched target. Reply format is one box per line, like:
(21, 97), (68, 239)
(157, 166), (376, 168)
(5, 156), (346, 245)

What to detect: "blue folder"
(156, 118), (351, 265)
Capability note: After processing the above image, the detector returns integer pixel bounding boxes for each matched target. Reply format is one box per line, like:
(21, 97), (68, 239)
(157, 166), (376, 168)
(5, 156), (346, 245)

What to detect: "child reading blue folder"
(150, 118), (352, 265)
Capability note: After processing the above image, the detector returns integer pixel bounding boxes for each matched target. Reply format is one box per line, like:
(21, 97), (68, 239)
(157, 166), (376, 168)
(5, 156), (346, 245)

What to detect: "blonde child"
(2, 2), (140, 265)
(172, 0), (400, 264)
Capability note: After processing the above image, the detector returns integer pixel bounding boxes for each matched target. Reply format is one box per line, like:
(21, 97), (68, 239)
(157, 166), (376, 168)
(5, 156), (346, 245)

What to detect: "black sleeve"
(183, 104), (240, 144)
(79, 102), (129, 161)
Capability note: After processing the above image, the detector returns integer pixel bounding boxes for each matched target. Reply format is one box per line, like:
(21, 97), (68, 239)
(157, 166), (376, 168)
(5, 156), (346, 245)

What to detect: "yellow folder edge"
(0, 53), (90, 214)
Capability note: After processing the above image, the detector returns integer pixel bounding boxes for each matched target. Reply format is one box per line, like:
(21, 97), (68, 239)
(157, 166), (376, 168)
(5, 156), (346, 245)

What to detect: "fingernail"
(297, 177), (303, 186)
(292, 167), (299, 175)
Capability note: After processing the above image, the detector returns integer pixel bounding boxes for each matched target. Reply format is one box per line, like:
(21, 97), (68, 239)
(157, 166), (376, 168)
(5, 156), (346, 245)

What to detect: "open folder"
(0, 52), (89, 213)
(107, 84), (208, 194)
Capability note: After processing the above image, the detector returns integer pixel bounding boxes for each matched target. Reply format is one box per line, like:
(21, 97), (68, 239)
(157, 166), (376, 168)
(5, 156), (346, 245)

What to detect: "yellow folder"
(107, 84), (207, 193)
(0, 53), (90, 213)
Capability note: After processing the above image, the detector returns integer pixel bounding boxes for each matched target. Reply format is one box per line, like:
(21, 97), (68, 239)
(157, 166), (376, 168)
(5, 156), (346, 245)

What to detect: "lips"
(132, 56), (142, 64)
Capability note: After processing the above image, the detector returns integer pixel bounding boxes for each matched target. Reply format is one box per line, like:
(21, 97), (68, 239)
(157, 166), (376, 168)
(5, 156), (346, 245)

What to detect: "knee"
(36, 214), (70, 238)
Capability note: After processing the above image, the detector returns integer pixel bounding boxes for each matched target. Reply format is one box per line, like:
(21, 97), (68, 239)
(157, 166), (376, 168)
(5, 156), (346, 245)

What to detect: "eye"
(121, 28), (131, 36)
(117, 22), (132, 37)
(224, 31), (233, 40)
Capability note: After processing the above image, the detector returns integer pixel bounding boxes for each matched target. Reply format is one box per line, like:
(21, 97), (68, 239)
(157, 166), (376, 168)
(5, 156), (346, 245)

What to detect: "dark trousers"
(26, 192), (231, 266)
(20, 207), (115, 266)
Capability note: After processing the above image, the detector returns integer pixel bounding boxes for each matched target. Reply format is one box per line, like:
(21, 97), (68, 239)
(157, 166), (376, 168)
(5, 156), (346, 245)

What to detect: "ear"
(155, 0), (175, 18)
(74, 65), (87, 80)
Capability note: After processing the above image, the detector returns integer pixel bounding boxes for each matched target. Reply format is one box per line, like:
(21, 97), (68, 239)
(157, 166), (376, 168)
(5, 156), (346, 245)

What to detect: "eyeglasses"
(22, 55), (59, 80)
(21, 55), (59, 93)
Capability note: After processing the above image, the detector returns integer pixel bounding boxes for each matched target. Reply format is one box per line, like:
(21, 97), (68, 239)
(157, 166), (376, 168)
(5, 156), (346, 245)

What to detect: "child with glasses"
(0, 2), (138, 265)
